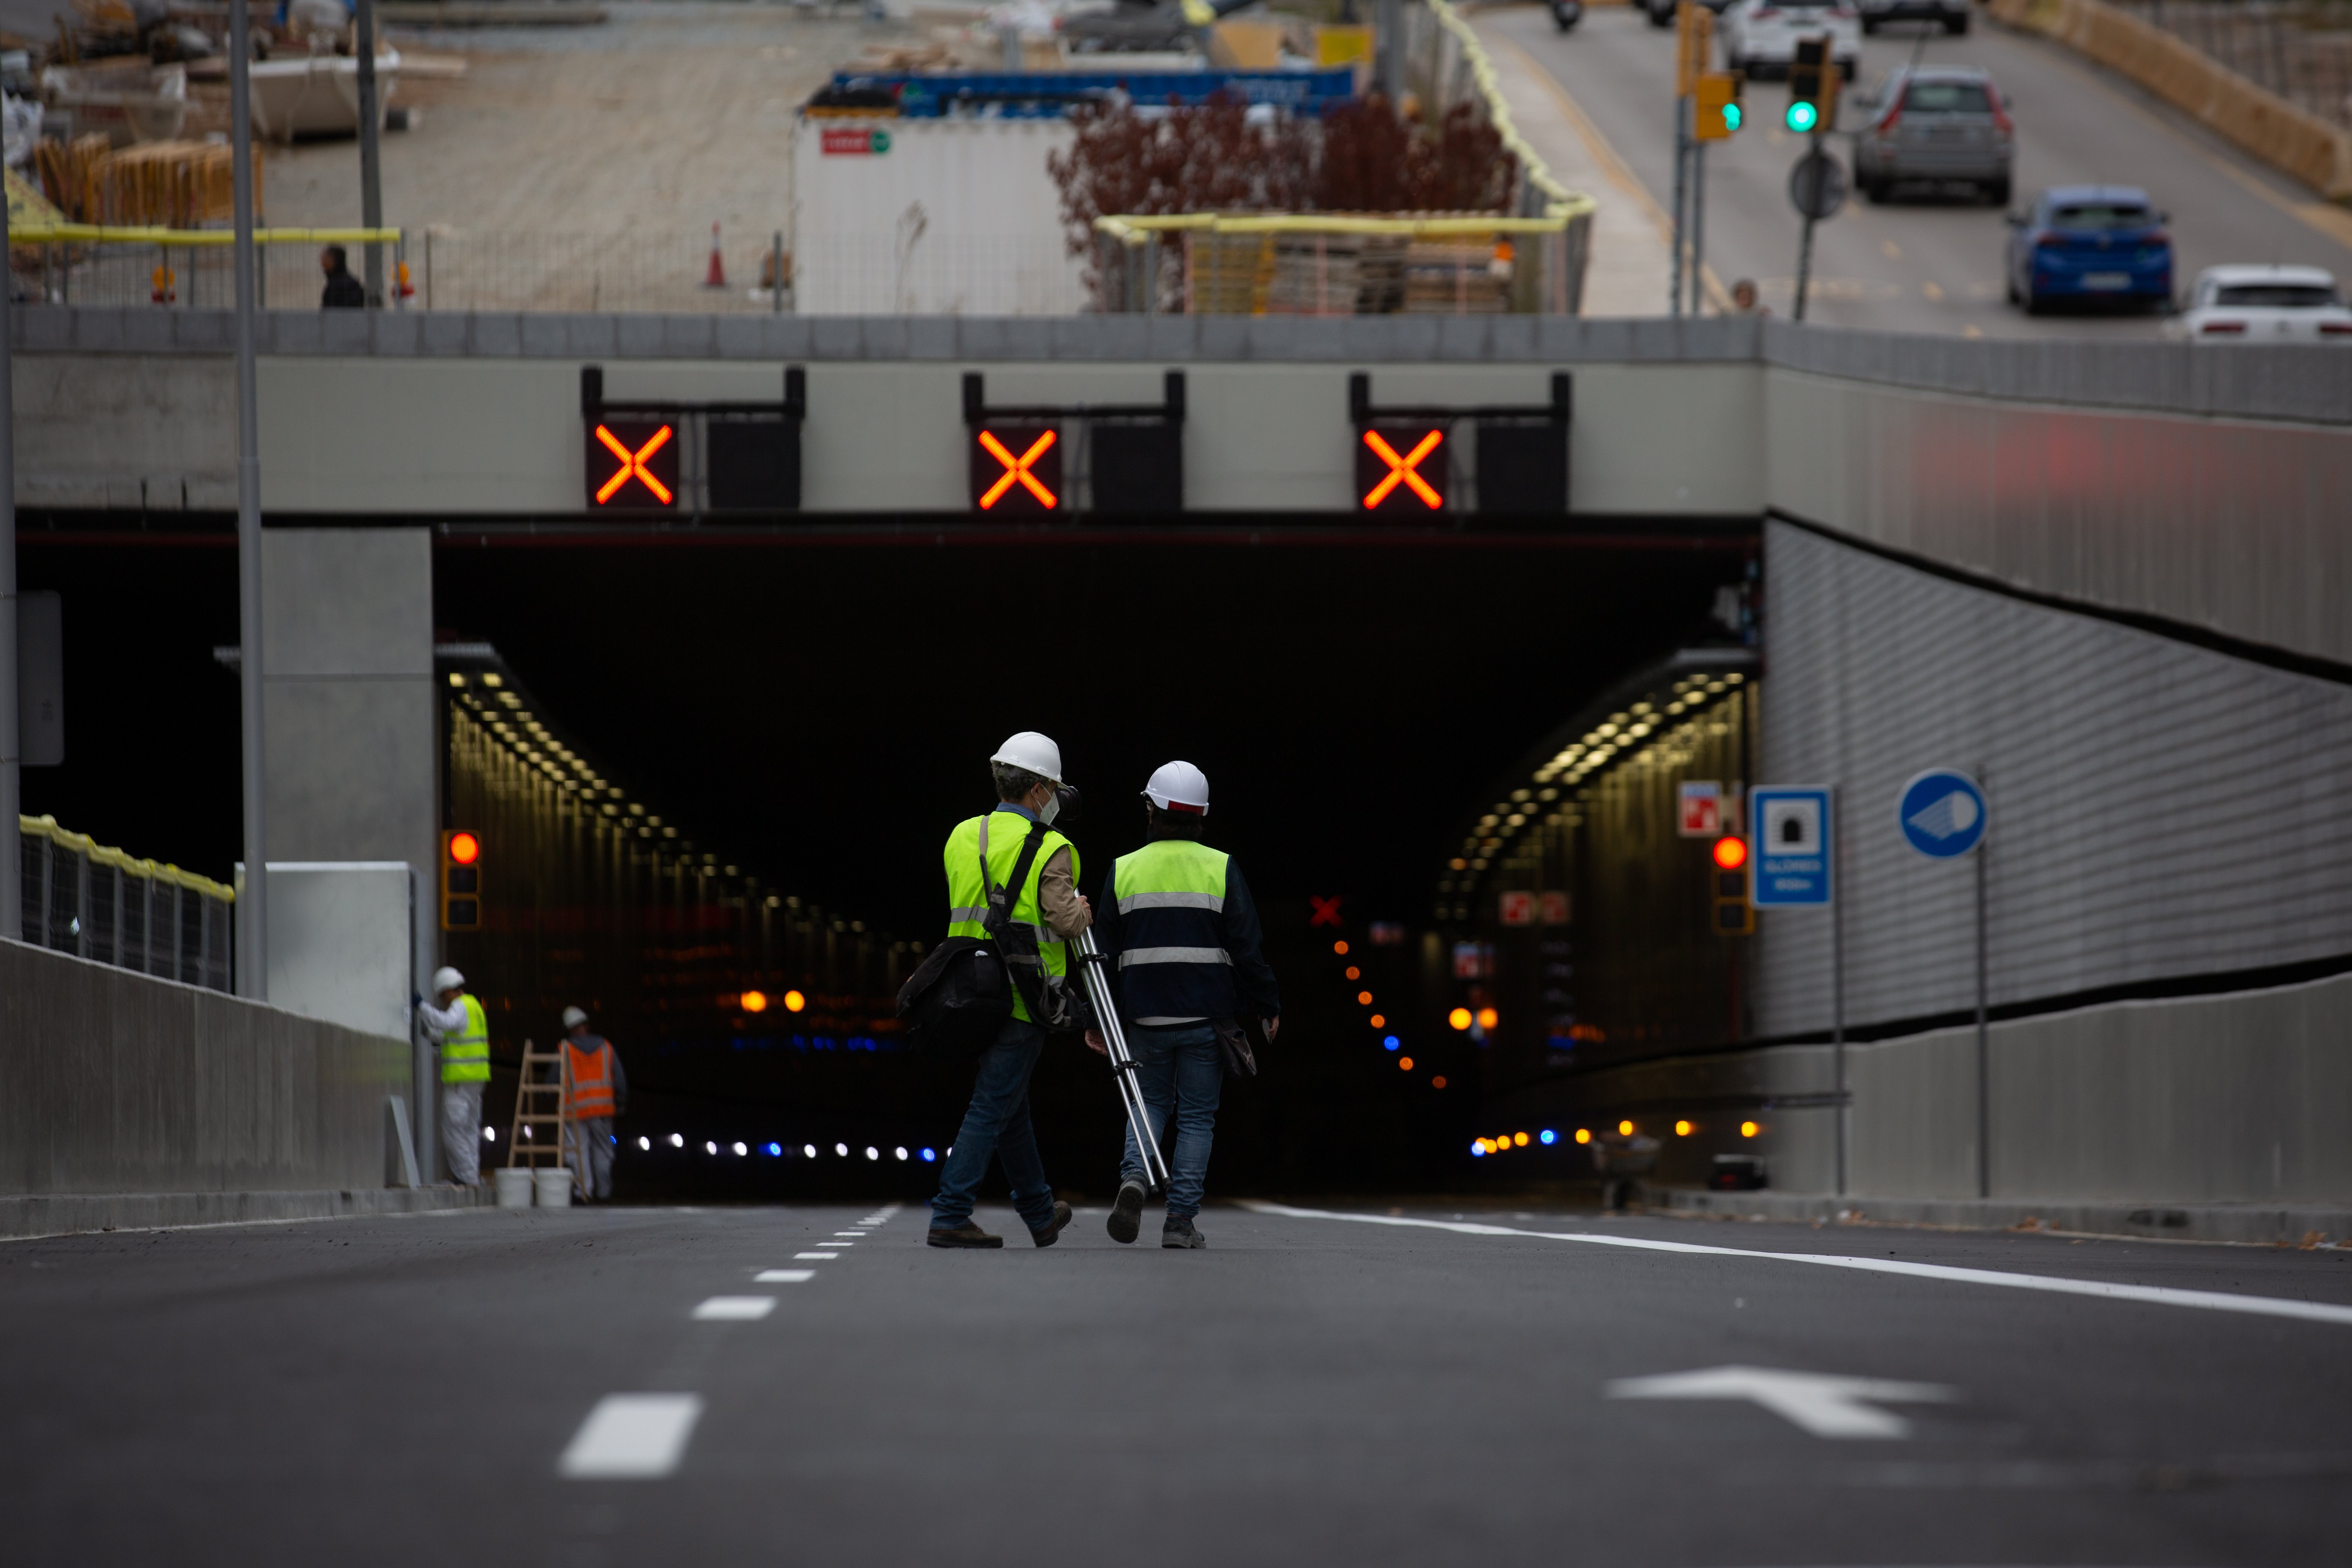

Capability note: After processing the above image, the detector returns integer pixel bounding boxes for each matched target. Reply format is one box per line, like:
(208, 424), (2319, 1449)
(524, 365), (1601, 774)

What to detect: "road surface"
(6, 1198), (2350, 1563)
(1484, 1), (2352, 334)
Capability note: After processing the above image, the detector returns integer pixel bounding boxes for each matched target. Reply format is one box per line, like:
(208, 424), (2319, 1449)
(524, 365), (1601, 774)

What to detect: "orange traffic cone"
(151, 262), (176, 304)
(703, 223), (727, 289)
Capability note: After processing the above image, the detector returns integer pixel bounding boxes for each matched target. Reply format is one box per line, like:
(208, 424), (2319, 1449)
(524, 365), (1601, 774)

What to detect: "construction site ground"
(259, 3), (933, 310)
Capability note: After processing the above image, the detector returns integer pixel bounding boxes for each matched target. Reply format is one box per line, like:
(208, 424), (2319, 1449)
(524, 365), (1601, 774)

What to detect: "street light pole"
(356, 0), (384, 305)
(231, 0), (269, 997)
(0, 184), (19, 943)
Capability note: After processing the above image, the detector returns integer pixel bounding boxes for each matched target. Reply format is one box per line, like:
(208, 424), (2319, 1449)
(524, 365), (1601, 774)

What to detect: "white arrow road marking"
(1241, 1202), (2352, 1328)
(1606, 1365), (1957, 1438)
(559, 1394), (704, 1478)
(692, 1296), (776, 1321)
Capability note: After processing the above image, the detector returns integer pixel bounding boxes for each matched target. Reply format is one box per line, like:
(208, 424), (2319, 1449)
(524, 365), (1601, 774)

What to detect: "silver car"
(1851, 65), (2014, 205)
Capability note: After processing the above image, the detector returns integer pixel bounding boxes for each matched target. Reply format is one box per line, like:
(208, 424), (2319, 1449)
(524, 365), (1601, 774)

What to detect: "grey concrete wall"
(1505, 970), (2352, 1205)
(1764, 368), (2352, 667)
(0, 938), (412, 1197)
(11, 351), (234, 511)
(1754, 519), (2352, 1037)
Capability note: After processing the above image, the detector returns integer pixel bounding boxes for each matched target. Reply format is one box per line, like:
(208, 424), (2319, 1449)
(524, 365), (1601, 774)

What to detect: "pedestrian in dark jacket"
(1087, 761), (1279, 1250)
(320, 246), (366, 309)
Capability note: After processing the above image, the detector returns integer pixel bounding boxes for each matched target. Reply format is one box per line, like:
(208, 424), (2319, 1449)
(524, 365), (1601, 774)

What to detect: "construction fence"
(16, 815), (236, 994)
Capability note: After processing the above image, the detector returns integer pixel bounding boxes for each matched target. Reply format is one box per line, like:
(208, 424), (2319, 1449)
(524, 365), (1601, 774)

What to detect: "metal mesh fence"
(2114, 0), (2352, 130)
(16, 816), (235, 992)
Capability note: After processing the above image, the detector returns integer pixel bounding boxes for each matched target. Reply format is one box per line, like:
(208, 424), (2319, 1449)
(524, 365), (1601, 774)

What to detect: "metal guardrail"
(16, 815), (235, 993)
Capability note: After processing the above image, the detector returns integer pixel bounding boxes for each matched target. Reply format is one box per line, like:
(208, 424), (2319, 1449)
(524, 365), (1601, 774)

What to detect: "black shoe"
(1031, 1200), (1074, 1247)
(1107, 1180), (1146, 1245)
(1162, 1217), (1206, 1249)
(927, 1221), (1003, 1249)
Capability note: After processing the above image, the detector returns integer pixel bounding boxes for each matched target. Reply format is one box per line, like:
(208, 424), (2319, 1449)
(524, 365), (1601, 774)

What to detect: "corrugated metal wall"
(1756, 519), (2352, 1038)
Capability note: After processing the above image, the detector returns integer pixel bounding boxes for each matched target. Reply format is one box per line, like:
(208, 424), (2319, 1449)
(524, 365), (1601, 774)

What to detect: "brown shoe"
(927, 1221), (1003, 1248)
(1031, 1200), (1074, 1247)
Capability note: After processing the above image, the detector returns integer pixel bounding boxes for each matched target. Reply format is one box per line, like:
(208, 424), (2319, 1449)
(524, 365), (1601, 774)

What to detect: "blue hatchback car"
(2004, 185), (2173, 313)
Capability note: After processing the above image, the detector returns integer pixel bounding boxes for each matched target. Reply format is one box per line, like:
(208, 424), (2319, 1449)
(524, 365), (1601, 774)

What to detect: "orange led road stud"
(587, 420), (679, 509)
(975, 428), (1059, 511)
(1361, 429), (1446, 510)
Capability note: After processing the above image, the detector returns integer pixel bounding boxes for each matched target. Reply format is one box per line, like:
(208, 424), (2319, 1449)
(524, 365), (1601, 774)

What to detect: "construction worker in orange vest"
(562, 1006), (628, 1201)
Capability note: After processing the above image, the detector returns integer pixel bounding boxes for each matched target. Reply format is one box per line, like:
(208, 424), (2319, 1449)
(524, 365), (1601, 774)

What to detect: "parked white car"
(2168, 264), (2352, 343)
(1717, 0), (1861, 81)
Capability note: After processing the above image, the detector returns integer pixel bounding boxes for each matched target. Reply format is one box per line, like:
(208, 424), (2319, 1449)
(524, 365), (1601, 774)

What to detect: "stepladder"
(506, 1038), (587, 1198)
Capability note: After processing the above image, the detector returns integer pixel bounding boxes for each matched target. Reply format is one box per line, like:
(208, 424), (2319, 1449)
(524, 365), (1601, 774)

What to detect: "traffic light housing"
(442, 830), (482, 931)
(1694, 71), (1744, 140)
(1710, 837), (1753, 935)
(1786, 37), (1839, 134)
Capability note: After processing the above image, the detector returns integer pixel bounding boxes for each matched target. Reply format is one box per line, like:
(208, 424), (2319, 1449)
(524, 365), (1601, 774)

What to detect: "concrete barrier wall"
(1991, 0), (2352, 199)
(0, 938), (412, 1198)
(1499, 969), (2352, 1205)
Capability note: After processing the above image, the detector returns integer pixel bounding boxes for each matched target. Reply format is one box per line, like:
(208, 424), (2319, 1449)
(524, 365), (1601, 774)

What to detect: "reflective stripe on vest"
(441, 993), (491, 1084)
(1117, 946), (1233, 968)
(942, 809), (1081, 1025)
(568, 1040), (615, 1117)
(1111, 841), (1230, 972)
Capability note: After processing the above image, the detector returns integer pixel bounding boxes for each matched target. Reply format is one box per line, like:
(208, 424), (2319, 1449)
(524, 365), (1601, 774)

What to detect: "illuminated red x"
(594, 423), (675, 505)
(977, 429), (1058, 510)
(1309, 895), (1345, 928)
(1361, 429), (1445, 509)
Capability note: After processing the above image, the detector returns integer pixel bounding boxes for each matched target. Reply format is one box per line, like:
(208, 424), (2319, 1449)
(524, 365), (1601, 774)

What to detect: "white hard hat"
(562, 1006), (588, 1030)
(1143, 761), (1209, 816)
(991, 731), (1063, 783)
(431, 965), (465, 993)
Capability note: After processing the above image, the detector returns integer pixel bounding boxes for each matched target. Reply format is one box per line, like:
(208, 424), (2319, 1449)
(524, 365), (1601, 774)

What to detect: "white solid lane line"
(793, 1251), (836, 1261)
(559, 1394), (705, 1479)
(692, 1296), (777, 1321)
(1243, 1202), (2352, 1329)
(755, 1269), (816, 1283)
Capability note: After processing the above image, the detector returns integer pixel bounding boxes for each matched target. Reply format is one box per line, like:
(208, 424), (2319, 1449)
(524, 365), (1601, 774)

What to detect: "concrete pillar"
(261, 528), (439, 1175)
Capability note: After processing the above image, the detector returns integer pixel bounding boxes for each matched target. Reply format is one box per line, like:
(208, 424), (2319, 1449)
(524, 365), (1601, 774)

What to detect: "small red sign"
(821, 127), (886, 155)
(1540, 890), (1570, 925)
(1499, 891), (1535, 926)
(1678, 780), (1722, 837)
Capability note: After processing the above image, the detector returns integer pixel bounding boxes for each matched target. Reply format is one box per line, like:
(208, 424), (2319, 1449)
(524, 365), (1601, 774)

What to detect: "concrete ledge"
(0, 1185), (494, 1241)
(1659, 1187), (2352, 1247)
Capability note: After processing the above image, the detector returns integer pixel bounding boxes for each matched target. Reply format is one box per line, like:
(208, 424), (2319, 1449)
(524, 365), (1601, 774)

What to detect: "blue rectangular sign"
(1749, 786), (1833, 908)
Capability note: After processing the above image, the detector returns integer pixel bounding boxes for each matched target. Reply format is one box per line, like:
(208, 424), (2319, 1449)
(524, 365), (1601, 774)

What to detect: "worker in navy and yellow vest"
(1087, 762), (1280, 1250)
(562, 1006), (629, 1202)
(927, 731), (1090, 1250)
(418, 965), (492, 1187)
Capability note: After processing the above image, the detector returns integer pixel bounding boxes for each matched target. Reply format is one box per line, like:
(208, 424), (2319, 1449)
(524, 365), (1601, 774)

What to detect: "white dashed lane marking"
(755, 1269), (816, 1283)
(793, 1252), (836, 1261)
(692, 1296), (777, 1321)
(834, 1231), (866, 1237)
(559, 1394), (705, 1479)
(1247, 1203), (2352, 1328)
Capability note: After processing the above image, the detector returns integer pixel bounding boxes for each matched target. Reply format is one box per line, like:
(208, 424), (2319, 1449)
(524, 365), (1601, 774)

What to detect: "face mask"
(1037, 791), (1059, 826)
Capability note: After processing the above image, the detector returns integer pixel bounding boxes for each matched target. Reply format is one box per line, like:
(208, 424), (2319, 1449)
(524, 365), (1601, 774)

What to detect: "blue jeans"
(931, 1017), (1060, 1234)
(1118, 1021), (1223, 1221)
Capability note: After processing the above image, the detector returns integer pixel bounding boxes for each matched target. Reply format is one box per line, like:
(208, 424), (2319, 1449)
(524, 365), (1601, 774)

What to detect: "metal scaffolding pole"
(231, 0), (269, 997)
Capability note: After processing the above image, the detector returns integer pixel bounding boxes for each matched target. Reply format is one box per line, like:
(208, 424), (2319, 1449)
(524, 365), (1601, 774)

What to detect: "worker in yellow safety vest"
(927, 731), (1090, 1250)
(561, 1006), (628, 1202)
(417, 965), (492, 1186)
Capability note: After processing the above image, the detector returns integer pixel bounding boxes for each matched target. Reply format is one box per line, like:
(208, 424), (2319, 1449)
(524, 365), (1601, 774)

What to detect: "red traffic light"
(1711, 835), (1748, 871)
(447, 831), (481, 866)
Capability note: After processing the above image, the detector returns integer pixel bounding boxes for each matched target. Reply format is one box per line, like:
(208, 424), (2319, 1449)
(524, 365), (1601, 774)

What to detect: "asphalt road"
(1487, 2), (2352, 335)
(6, 1199), (2352, 1564)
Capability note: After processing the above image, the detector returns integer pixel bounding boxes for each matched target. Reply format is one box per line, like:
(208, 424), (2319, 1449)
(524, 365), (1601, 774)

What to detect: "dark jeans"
(1118, 1020), (1223, 1221)
(930, 1017), (1059, 1234)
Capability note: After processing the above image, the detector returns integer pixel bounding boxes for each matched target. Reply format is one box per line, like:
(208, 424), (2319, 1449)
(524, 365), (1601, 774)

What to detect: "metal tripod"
(1072, 928), (1171, 1193)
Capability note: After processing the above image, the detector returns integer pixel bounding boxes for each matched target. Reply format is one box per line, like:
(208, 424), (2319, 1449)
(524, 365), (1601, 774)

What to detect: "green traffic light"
(1786, 101), (1818, 133)
(1724, 103), (1743, 132)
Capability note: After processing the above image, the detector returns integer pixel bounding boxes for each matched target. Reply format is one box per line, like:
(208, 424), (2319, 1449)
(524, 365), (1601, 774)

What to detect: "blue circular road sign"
(1896, 769), (1988, 859)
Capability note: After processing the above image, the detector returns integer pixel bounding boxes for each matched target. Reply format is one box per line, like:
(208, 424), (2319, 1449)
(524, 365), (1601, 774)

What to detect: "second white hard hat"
(1143, 760), (1210, 815)
(562, 1006), (588, 1030)
(431, 965), (465, 993)
(991, 731), (1064, 783)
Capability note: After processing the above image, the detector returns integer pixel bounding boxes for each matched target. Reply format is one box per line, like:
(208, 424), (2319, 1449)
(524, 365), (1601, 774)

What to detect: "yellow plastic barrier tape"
(9, 224), (402, 247)
(19, 814), (235, 902)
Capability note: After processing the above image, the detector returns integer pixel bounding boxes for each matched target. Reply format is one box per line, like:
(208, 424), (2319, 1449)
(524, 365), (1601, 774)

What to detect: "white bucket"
(535, 1167), (575, 1207)
(493, 1167), (535, 1209)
